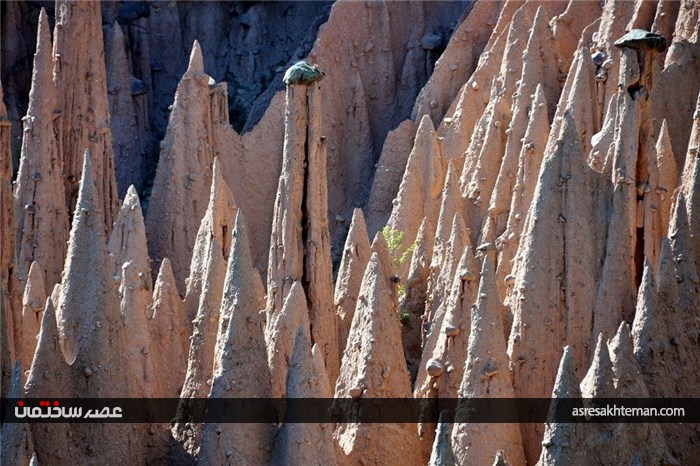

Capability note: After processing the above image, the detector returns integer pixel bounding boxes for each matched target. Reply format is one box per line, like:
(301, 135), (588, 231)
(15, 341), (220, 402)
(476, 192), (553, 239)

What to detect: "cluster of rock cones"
(2, 0), (700, 465)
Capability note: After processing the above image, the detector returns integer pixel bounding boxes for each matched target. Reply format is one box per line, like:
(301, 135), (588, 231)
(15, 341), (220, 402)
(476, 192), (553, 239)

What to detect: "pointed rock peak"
(632, 258), (665, 355)
(533, 82), (546, 106)
(284, 280), (308, 315)
(123, 184), (140, 208)
(552, 346), (581, 399)
(110, 19), (124, 41)
(227, 209), (254, 278)
(417, 113), (437, 139)
(27, 8), (54, 117)
(657, 120), (673, 154)
(609, 321), (634, 363)
(207, 158), (237, 227)
(372, 229), (393, 273)
(347, 208), (370, 249)
(36, 8), (52, 56)
(434, 160), (462, 253)
(25, 261), (46, 295)
(108, 184), (150, 287)
(56, 150), (112, 363)
(449, 212), (469, 250)
(286, 319), (322, 397)
(310, 343), (333, 397)
(74, 150), (101, 224)
(186, 39), (205, 75)
(154, 258), (177, 294)
(580, 333), (616, 398)
(21, 261), (47, 368)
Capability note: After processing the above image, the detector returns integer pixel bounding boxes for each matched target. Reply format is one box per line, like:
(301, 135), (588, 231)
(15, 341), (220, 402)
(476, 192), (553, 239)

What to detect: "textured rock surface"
(53, 0), (119, 232)
(198, 211), (272, 466)
(3, 1), (700, 463)
(333, 251), (421, 466)
(13, 9), (68, 293)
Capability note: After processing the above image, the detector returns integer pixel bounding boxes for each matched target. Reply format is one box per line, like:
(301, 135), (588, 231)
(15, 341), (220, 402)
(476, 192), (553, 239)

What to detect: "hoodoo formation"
(1, 0), (700, 464)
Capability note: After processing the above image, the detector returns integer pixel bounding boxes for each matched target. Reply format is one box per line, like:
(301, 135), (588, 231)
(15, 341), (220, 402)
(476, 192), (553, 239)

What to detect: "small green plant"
(382, 226), (417, 322)
(381, 226), (417, 270)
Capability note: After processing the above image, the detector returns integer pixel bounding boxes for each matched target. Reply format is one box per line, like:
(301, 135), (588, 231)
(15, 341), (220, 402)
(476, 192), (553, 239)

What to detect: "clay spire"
(497, 84), (548, 299)
(415, 213), (469, 404)
(489, 6), (562, 231)
(26, 158), (147, 463)
(108, 185), (151, 288)
(334, 208), (371, 355)
(146, 41), (230, 289)
(609, 322), (677, 465)
(432, 161), (464, 269)
(149, 258), (188, 397)
(0, 362), (35, 465)
(451, 252), (525, 466)
(333, 252), (421, 465)
(213, 210), (266, 369)
(183, 158), (237, 323)
(536, 347), (585, 466)
(266, 65), (338, 383)
(386, 114), (445, 275)
(643, 120), (677, 269)
(506, 113), (569, 462)
(578, 334), (632, 464)
(108, 186), (154, 394)
(55, 152), (114, 365)
(270, 321), (336, 466)
(581, 333), (616, 397)
(19, 261), (45, 372)
(365, 120), (418, 237)
(268, 281), (313, 399)
(302, 80), (339, 385)
(434, 244), (481, 397)
(104, 21), (147, 196)
(175, 228), (227, 452)
(199, 212), (272, 466)
(14, 8), (69, 292)
(53, 0), (119, 233)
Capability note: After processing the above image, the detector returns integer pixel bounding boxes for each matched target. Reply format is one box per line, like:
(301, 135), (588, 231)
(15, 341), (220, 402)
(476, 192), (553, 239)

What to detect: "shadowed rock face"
(3, 0), (700, 464)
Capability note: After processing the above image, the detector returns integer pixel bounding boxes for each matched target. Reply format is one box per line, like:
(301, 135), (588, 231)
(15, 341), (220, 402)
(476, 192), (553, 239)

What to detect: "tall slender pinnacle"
(334, 252), (421, 465)
(536, 347), (585, 466)
(149, 258), (188, 397)
(267, 65), (338, 384)
(270, 321), (336, 466)
(268, 281), (312, 400)
(386, 114), (445, 277)
(334, 208), (371, 355)
(53, 0), (119, 233)
(183, 158), (238, 323)
(55, 151), (109, 364)
(14, 8), (68, 293)
(199, 211), (272, 466)
(146, 42), (231, 290)
(451, 252), (525, 466)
